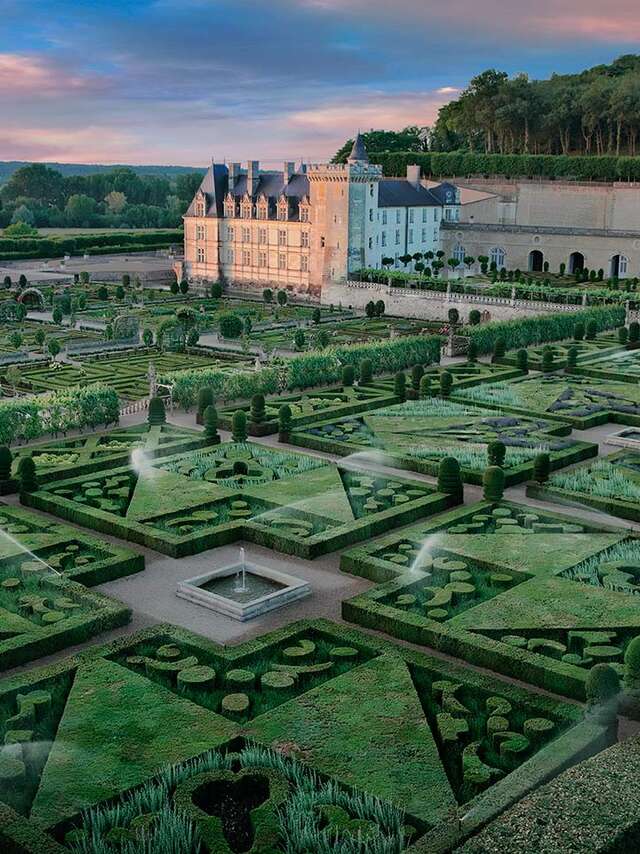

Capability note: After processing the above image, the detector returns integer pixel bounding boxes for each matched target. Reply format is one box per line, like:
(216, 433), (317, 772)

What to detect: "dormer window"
(224, 197), (235, 218)
(195, 197), (205, 217)
(300, 207), (309, 223)
(241, 203), (252, 219)
(257, 198), (268, 220)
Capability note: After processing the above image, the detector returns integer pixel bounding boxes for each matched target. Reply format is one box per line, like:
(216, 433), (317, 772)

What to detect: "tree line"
(0, 164), (204, 231)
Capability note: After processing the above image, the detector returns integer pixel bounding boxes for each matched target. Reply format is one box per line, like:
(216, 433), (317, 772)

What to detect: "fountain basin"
(176, 562), (310, 621)
(607, 428), (640, 450)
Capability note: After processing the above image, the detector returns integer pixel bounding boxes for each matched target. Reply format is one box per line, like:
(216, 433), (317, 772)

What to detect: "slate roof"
(185, 165), (309, 218)
(378, 180), (444, 208)
(348, 132), (369, 163)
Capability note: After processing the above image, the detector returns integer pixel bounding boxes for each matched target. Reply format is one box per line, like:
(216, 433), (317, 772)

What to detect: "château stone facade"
(180, 136), (460, 297)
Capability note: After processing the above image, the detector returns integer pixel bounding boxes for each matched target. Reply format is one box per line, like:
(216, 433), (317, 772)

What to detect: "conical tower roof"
(348, 132), (369, 164)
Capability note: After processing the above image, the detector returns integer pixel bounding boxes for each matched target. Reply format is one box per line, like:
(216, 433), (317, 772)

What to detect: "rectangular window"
(381, 232), (386, 247)
(301, 255), (309, 272)
(258, 228), (267, 244)
(242, 250), (251, 265)
(227, 226), (234, 241)
(196, 225), (205, 240)
(197, 247), (205, 263)
(242, 227), (250, 242)
(396, 210), (401, 224)
(300, 208), (309, 222)
(258, 251), (267, 267)
(301, 231), (309, 248)
(409, 209), (414, 224)
(382, 210), (387, 225)
(408, 229), (413, 244)
(368, 237), (373, 249)
(422, 209), (427, 223)
(395, 229), (400, 245)
(433, 229), (438, 241)
(369, 209), (373, 221)
(227, 249), (234, 263)
(278, 230), (287, 247)
(421, 228), (427, 242)
(434, 209), (438, 221)
(278, 253), (286, 270)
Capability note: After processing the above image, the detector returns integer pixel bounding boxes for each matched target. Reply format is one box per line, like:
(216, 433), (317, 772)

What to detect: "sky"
(1, 0), (639, 166)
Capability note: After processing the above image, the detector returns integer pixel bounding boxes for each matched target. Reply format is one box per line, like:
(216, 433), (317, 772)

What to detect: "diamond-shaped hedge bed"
(22, 440), (457, 558)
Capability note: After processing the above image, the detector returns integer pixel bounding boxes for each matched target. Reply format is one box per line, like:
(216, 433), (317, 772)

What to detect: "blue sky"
(1, 0), (639, 165)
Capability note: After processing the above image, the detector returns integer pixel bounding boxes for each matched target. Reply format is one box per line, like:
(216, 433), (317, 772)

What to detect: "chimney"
(407, 164), (421, 188)
(283, 161), (295, 185)
(228, 162), (241, 191)
(247, 160), (260, 196)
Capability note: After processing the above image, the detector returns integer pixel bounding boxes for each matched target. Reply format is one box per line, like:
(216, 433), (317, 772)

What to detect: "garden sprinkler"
(234, 546), (248, 593)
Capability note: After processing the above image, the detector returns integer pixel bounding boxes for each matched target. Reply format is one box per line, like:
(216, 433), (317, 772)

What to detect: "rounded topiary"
(411, 364), (424, 391)
(17, 456), (38, 493)
(573, 321), (585, 341)
(0, 445), (12, 482)
(541, 346), (555, 374)
(250, 394), (266, 424)
(437, 457), (463, 501)
(469, 309), (481, 325)
(197, 386), (214, 418)
(566, 345), (578, 369)
(440, 370), (453, 398)
(342, 365), (355, 387)
(618, 325), (629, 345)
(585, 319), (598, 340)
(419, 374), (432, 399)
(359, 359), (373, 385)
(483, 465), (505, 502)
(231, 410), (248, 443)
(467, 341), (479, 364)
(516, 349), (528, 373)
(147, 396), (166, 426)
(624, 635), (640, 695)
(394, 371), (406, 400)
(533, 452), (550, 484)
(203, 405), (219, 442)
(629, 321), (640, 344)
(487, 441), (506, 467)
(586, 663), (620, 706)
(278, 404), (292, 441)
(492, 336), (506, 361)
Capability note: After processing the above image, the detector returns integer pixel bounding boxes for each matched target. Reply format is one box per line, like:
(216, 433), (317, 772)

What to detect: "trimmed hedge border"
(340, 500), (628, 700)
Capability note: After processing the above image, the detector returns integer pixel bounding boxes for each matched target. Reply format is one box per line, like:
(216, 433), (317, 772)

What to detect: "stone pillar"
(446, 282), (451, 299)
(510, 286), (516, 306)
(445, 326), (456, 357)
(148, 363), (157, 397)
(582, 292), (588, 306)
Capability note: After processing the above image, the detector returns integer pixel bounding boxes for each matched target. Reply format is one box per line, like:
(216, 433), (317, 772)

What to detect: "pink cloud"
(0, 53), (105, 96)
(0, 126), (137, 163)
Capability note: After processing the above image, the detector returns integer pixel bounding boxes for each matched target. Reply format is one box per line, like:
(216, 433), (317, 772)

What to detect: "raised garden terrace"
(455, 373), (640, 429)
(496, 335), (624, 370)
(23, 439), (456, 557)
(289, 398), (596, 485)
(0, 620), (582, 852)
(341, 500), (640, 699)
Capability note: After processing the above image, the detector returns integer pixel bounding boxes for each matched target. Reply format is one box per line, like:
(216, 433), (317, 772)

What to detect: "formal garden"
(0, 303), (638, 851)
(289, 398), (596, 485)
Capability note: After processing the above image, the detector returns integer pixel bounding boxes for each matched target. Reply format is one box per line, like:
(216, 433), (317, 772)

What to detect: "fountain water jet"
(0, 527), (61, 578)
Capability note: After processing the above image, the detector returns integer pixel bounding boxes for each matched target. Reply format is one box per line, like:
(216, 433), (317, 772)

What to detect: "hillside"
(0, 161), (206, 185)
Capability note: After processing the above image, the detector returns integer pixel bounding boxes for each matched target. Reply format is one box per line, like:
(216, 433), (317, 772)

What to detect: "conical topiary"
(232, 410), (248, 443)
(17, 456), (38, 493)
(533, 452), (550, 484)
(147, 396), (166, 425)
(250, 394), (266, 425)
(197, 386), (214, 419)
(483, 465), (504, 502)
(203, 405), (219, 443)
(278, 404), (292, 441)
(437, 457), (463, 502)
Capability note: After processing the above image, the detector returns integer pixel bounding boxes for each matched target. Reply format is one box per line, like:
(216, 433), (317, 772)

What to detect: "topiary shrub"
(492, 336), (506, 362)
(278, 404), (292, 442)
(0, 445), (12, 482)
(342, 365), (355, 387)
(17, 456), (38, 493)
(218, 313), (243, 339)
(420, 375), (432, 399)
(586, 663), (620, 708)
(623, 635), (640, 698)
(618, 325), (629, 345)
(440, 371), (453, 398)
(250, 394), (266, 425)
(469, 309), (481, 326)
(232, 410), (248, 443)
(203, 405), (219, 443)
(487, 441), (506, 467)
(585, 319), (598, 340)
(516, 349), (528, 373)
(541, 346), (555, 374)
(438, 457), (463, 502)
(483, 465), (505, 502)
(573, 321), (585, 341)
(566, 345), (578, 369)
(411, 364), (424, 391)
(394, 371), (406, 401)
(197, 386), (214, 420)
(147, 396), (166, 425)
(467, 341), (479, 363)
(359, 359), (373, 385)
(533, 452), (550, 484)
(629, 321), (640, 344)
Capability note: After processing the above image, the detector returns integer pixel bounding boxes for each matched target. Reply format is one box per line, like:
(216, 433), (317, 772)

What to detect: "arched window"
(620, 255), (629, 276)
(453, 244), (466, 264)
(490, 247), (506, 268)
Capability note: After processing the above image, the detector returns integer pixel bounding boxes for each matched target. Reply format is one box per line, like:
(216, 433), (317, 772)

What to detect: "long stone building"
(442, 177), (640, 279)
(180, 136), (460, 296)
